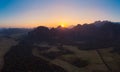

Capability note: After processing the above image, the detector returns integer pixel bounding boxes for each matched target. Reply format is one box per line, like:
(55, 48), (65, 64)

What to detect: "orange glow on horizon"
(0, 18), (102, 28)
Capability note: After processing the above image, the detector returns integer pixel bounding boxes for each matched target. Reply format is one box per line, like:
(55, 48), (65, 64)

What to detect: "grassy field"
(33, 44), (120, 72)
(0, 37), (18, 71)
(0, 37), (120, 72)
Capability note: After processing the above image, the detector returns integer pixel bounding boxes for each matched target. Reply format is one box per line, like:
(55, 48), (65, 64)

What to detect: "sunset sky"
(0, 0), (120, 28)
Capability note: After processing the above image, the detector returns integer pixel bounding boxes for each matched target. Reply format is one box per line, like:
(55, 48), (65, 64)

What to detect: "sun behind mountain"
(61, 24), (65, 27)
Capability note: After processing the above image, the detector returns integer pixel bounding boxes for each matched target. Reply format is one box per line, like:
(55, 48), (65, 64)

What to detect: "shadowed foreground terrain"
(0, 21), (120, 72)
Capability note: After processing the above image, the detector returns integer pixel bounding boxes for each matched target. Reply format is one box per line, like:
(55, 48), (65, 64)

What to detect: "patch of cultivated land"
(0, 37), (18, 71)
(98, 48), (120, 72)
(1, 40), (119, 72)
(33, 44), (120, 72)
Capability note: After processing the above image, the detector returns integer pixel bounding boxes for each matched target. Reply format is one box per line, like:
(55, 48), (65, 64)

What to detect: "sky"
(0, 0), (120, 28)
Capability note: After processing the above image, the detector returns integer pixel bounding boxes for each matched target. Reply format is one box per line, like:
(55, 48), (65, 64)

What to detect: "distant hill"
(92, 21), (120, 27)
(25, 21), (120, 51)
(0, 28), (31, 36)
